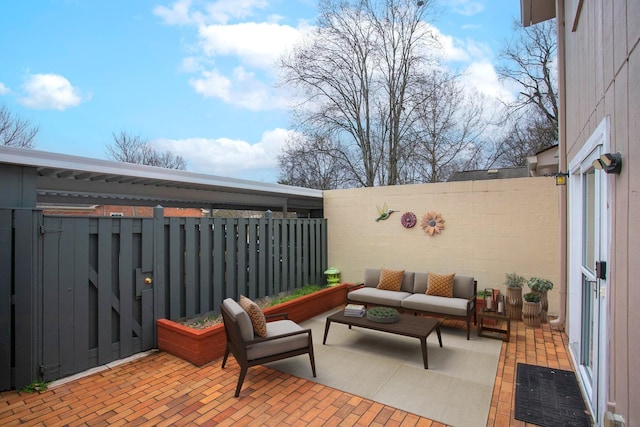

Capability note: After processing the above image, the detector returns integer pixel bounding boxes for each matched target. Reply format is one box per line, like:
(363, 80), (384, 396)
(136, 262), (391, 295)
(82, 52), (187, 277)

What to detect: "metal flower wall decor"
(400, 212), (417, 228)
(421, 211), (445, 236)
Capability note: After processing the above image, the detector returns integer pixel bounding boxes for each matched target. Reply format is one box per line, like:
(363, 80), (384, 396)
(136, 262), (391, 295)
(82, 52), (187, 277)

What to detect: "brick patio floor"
(0, 318), (573, 427)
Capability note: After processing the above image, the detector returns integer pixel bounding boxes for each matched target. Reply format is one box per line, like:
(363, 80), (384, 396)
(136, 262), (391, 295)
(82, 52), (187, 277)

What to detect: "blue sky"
(0, 0), (521, 182)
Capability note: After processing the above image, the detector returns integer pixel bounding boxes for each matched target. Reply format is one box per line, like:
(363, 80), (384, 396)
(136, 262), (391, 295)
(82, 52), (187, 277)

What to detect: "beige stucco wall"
(323, 177), (561, 315)
(561, 0), (639, 424)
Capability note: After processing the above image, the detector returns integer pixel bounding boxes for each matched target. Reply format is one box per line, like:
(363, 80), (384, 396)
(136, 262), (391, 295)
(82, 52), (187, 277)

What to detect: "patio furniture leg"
(436, 324), (442, 347)
(235, 366), (248, 397)
(308, 335), (317, 377)
(420, 337), (428, 369)
(222, 346), (230, 368)
(323, 318), (332, 344)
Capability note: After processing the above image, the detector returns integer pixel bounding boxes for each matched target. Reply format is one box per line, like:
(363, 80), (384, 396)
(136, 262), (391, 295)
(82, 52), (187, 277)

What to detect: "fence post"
(13, 209), (41, 390)
(0, 209), (14, 390)
(152, 206), (165, 344)
(264, 210), (273, 295)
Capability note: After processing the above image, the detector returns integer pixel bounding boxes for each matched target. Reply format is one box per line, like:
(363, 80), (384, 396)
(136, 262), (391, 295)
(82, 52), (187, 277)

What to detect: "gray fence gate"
(1, 208), (327, 390)
(40, 215), (156, 381)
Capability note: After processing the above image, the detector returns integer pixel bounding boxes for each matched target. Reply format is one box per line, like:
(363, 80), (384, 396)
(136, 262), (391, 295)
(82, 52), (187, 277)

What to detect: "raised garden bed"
(157, 283), (351, 366)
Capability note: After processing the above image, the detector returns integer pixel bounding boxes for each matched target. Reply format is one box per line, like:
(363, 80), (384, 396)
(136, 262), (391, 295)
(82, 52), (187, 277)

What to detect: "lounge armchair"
(221, 298), (317, 397)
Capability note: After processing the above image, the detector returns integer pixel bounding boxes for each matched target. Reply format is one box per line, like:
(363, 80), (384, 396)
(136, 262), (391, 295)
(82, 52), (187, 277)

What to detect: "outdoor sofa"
(346, 268), (477, 339)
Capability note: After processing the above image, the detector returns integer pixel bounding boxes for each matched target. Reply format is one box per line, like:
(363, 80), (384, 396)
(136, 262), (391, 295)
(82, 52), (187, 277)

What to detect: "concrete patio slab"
(267, 309), (502, 427)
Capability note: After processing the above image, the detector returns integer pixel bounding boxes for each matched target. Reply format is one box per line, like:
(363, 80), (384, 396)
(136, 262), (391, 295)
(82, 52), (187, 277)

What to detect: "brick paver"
(0, 318), (572, 426)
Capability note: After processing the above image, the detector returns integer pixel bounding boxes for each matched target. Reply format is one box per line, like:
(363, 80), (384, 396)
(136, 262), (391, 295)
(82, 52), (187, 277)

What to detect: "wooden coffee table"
(323, 311), (442, 369)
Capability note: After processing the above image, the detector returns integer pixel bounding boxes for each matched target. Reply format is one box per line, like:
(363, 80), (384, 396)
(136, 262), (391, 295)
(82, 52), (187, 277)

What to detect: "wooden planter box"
(157, 319), (226, 366)
(157, 283), (350, 366)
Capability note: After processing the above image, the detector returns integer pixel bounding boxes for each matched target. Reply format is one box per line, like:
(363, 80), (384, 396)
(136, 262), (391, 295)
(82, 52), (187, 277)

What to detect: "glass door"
(568, 117), (609, 424)
(579, 163), (600, 400)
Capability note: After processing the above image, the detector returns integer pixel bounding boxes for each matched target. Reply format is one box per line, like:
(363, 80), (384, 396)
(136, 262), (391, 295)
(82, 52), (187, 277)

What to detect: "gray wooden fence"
(0, 207), (327, 390)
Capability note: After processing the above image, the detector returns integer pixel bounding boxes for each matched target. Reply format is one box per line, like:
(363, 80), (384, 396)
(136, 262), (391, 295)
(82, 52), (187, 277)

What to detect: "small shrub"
(177, 284), (326, 329)
(523, 292), (541, 303)
(21, 380), (48, 393)
(477, 289), (492, 298)
(268, 284), (325, 305)
(178, 313), (222, 329)
(504, 273), (526, 288)
(366, 307), (398, 317)
(527, 277), (554, 292)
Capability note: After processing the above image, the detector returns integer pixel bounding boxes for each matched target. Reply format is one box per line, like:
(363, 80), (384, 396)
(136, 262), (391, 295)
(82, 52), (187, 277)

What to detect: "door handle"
(585, 279), (598, 298)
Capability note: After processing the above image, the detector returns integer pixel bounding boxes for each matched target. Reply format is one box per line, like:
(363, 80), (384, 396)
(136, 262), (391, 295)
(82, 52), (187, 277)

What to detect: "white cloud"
(19, 73), (84, 110)
(0, 82), (9, 95)
(189, 66), (288, 110)
(154, 127), (294, 180)
(154, 0), (269, 26)
(198, 21), (308, 70)
(154, 0), (201, 25)
(203, 0), (269, 25)
(460, 60), (513, 104)
(181, 56), (203, 73)
(449, 0), (485, 16)
(157, 0), (311, 111)
(431, 28), (470, 62)
(189, 69), (232, 100)
(430, 24), (493, 64)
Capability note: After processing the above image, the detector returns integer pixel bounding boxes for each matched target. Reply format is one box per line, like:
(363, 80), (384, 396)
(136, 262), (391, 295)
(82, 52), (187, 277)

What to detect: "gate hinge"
(39, 225), (63, 234)
(39, 363), (62, 375)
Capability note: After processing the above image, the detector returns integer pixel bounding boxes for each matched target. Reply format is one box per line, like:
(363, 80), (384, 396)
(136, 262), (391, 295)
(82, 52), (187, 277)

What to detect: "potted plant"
(476, 289), (491, 308)
(504, 273), (525, 320)
(157, 283), (351, 366)
(476, 289), (497, 325)
(522, 292), (542, 327)
(527, 277), (553, 323)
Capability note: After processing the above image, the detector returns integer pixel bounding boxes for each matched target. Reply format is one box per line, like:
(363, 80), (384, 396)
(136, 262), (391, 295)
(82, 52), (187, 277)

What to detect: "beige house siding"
(562, 0), (639, 424)
(323, 177), (561, 314)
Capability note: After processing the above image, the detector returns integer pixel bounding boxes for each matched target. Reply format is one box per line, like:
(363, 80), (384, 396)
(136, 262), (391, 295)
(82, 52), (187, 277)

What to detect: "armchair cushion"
(239, 295), (267, 337)
(246, 320), (310, 359)
(222, 298), (254, 341)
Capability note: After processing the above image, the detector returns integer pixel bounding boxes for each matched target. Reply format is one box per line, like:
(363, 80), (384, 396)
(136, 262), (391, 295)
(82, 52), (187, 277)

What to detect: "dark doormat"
(515, 363), (592, 427)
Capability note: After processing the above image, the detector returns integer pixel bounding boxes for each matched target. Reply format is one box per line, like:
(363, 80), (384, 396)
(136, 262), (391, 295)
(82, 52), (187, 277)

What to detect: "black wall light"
(593, 152), (622, 174)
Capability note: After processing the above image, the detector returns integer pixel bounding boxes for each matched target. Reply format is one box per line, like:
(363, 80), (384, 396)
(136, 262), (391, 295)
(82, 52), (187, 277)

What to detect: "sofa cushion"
(239, 295), (267, 337)
(413, 272), (429, 294)
(222, 298), (254, 341)
(426, 272), (455, 298)
(347, 287), (410, 307)
(401, 294), (470, 317)
(246, 320), (309, 360)
(364, 268), (382, 288)
(364, 268), (416, 293)
(377, 268), (405, 291)
(452, 275), (475, 300)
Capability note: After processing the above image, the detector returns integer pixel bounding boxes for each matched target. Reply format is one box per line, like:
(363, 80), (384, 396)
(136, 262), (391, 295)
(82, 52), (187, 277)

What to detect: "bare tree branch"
(495, 19), (558, 166)
(0, 105), (38, 148)
(279, 0), (439, 187)
(106, 130), (186, 170)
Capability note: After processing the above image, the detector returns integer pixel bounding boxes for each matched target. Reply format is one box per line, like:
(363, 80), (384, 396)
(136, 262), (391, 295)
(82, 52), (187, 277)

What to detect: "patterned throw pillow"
(426, 272), (456, 298)
(239, 295), (267, 337)
(376, 269), (405, 291)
